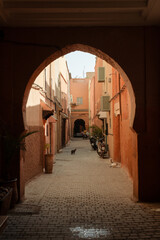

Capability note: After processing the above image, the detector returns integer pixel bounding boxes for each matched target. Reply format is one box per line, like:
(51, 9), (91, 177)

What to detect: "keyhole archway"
(73, 119), (86, 137)
(22, 43), (138, 201)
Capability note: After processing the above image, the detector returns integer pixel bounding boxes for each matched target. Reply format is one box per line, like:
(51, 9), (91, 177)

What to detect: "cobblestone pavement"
(0, 139), (160, 240)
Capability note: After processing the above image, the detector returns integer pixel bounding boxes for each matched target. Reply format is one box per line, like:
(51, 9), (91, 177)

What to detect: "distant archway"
(74, 119), (85, 137)
(22, 43), (137, 201)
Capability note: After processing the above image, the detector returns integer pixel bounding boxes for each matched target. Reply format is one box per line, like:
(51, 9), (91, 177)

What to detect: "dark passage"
(74, 119), (85, 137)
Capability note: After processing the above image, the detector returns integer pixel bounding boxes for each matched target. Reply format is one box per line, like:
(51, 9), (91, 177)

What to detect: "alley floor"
(0, 138), (160, 240)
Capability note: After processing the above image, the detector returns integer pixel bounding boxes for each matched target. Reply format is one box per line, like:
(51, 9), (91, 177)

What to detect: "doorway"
(74, 119), (86, 137)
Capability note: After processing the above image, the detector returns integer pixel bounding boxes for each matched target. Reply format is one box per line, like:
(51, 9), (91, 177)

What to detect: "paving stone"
(0, 139), (159, 240)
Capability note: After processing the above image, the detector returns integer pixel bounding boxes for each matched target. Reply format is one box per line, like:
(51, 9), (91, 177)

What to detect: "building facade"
(70, 78), (90, 137)
(89, 57), (137, 181)
(24, 56), (71, 183)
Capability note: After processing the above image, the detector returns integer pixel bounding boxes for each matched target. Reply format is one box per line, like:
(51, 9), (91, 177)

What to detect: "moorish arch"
(22, 43), (138, 200)
(73, 119), (86, 137)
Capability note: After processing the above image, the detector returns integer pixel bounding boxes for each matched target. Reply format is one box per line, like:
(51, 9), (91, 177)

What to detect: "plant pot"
(0, 187), (13, 215)
(0, 178), (18, 208)
(45, 154), (53, 173)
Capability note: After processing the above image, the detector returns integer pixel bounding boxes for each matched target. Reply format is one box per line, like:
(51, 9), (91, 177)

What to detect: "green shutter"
(100, 96), (110, 111)
(98, 67), (105, 82)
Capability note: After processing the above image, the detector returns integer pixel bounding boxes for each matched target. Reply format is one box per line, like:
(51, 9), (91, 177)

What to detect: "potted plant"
(0, 128), (38, 208)
(44, 143), (54, 173)
(89, 125), (103, 138)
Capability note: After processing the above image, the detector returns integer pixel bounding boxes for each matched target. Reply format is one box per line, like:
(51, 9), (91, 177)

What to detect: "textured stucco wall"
(24, 126), (44, 183)
(120, 81), (137, 180)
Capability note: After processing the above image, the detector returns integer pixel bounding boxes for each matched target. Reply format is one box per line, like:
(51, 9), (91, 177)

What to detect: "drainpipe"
(105, 120), (108, 153)
(94, 76), (95, 122)
(118, 73), (122, 118)
(49, 64), (52, 99)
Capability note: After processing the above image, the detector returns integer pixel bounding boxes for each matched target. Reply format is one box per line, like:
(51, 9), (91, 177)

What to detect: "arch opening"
(74, 119), (86, 137)
(22, 43), (138, 201)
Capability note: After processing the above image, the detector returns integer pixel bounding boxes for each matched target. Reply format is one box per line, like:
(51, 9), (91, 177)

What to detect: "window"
(77, 97), (83, 105)
(98, 67), (105, 82)
(58, 74), (61, 87)
(70, 95), (73, 103)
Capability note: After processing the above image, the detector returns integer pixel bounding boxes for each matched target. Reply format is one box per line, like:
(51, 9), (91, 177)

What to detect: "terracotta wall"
(92, 60), (137, 180)
(112, 71), (137, 179)
(65, 119), (69, 144)
(112, 71), (120, 162)
(70, 78), (89, 136)
(24, 126), (44, 183)
(113, 115), (121, 162)
(89, 76), (94, 127)
(70, 78), (89, 109)
(92, 58), (103, 129)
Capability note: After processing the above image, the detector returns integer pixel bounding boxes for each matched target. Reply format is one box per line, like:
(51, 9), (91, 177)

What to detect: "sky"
(65, 51), (96, 78)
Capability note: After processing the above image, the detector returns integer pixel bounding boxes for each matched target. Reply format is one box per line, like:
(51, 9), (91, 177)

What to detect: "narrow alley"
(0, 139), (160, 240)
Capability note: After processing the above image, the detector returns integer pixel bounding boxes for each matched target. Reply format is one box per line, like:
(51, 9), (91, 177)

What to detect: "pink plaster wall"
(70, 78), (89, 135)
(112, 72), (137, 180)
(70, 78), (89, 109)
(90, 58), (103, 129)
(24, 126), (44, 183)
(112, 71), (121, 163)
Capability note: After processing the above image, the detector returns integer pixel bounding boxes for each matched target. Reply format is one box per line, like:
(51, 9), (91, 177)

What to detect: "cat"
(71, 148), (77, 154)
(109, 158), (120, 168)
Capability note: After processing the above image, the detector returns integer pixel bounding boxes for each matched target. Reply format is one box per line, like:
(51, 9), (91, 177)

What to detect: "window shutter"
(100, 96), (110, 111)
(98, 67), (105, 82)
